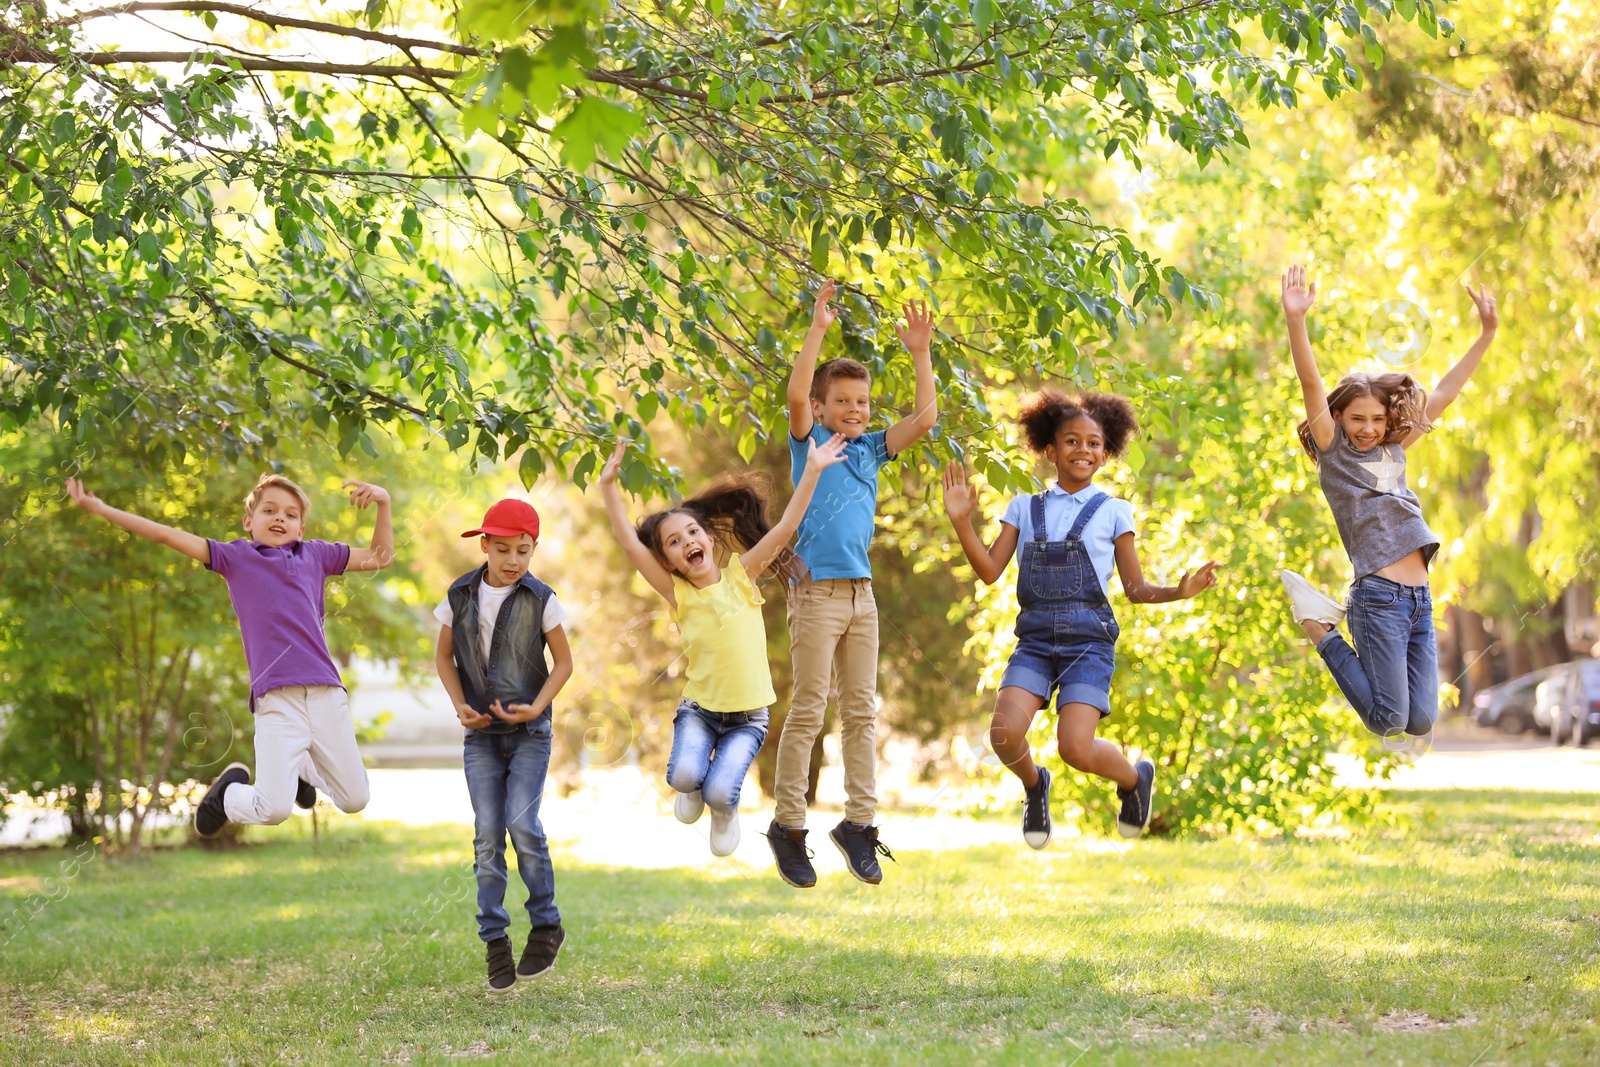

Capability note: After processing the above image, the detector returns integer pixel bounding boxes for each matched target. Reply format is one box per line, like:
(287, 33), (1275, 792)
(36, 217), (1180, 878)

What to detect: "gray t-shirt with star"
(1314, 423), (1440, 579)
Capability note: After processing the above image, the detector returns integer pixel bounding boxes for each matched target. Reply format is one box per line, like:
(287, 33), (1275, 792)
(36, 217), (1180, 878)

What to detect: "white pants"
(224, 685), (370, 825)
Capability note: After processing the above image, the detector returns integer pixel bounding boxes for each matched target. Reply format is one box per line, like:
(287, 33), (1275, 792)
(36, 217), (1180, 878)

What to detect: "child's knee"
(701, 779), (741, 811)
(1058, 737), (1095, 770)
(666, 765), (703, 795)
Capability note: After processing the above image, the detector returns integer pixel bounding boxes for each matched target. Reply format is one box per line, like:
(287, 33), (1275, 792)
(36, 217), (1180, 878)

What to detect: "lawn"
(3, 790), (1598, 1066)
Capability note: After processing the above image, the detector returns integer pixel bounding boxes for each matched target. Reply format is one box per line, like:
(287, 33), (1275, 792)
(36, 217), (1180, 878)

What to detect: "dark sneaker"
(295, 778), (317, 810)
(517, 924), (565, 980)
(763, 821), (817, 888)
(194, 762), (250, 838)
(485, 935), (516, 993)
(1116, 758), (1156, 839)
(1023, 766), (1053, 849)
(829, 820), (896, 885)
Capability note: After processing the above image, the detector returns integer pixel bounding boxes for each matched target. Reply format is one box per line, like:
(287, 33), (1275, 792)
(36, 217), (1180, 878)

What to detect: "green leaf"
(971, 0), (996, 33)
(551, 97), (643, 171)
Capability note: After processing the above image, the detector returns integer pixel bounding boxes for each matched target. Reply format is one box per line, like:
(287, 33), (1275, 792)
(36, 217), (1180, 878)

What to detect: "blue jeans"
(1316, 575), (1439, 736)
(462, 721), (559, 942)
(665, 700), (769, 810)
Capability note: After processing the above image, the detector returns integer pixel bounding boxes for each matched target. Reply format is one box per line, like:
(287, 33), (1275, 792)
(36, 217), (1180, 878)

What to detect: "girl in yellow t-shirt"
(599, 432), (847, 857)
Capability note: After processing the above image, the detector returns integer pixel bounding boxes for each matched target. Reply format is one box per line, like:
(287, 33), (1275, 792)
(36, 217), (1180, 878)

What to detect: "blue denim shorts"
(1000, 633), (1116, 717)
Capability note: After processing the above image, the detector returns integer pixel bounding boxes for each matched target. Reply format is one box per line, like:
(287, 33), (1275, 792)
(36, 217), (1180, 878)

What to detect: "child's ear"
(480, 534), (489, 554)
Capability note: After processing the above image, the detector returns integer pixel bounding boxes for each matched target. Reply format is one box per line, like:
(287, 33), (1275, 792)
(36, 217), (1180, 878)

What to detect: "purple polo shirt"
(207, 538), (351, 709)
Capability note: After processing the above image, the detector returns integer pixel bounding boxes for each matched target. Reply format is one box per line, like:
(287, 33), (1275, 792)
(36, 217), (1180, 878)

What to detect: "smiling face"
(242, 486), (305, 546)
(1045, 414), (1108, 490)
(812, 375), (872, 439)
(656, 510), (718, 584)
(481, 533), (536, 587)
(1337, 395), (1388, 451)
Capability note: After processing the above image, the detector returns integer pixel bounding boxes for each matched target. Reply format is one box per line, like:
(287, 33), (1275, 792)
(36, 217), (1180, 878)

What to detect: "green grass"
(3, 790), (1598, 1066)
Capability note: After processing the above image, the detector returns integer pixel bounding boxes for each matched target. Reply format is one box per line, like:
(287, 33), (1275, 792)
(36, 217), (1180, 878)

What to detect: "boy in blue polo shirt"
(766, 281), (938, 888)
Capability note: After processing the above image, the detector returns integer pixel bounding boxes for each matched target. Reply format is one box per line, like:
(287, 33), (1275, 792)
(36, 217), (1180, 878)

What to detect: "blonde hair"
(244, 473), (311, 518)
(1298, 371), (1431, 459)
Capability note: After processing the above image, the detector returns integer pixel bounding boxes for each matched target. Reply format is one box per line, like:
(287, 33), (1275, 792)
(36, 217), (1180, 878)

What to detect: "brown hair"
(244, 473), (310, 518)
(1017, 388), (1139, 458)
(1297, 372), (1430, 459)
(810, 358), (871, 403)
(636, 474), (778, 576)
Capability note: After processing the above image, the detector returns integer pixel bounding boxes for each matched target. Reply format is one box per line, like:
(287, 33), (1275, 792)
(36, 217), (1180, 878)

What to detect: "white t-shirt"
(433, 581), (567, 663)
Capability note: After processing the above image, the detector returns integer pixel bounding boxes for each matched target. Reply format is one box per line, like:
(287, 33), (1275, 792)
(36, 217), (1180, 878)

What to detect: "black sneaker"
(295, 778), (317, 810)
(194, 762), (250, 838)
(1023, 766), (1053, 849)
(1116, 758), (1156, 839)
(485, 935), (516, 993)
(764, 821), (817, 888)
(829, 820), (896, 885)
(517, 924), (565, 980)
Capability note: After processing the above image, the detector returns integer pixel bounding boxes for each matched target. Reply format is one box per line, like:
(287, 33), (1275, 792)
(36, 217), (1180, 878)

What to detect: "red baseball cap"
(460, 499), (540, 540)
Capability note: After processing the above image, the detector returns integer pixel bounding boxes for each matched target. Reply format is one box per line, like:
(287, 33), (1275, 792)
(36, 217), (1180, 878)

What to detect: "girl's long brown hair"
(636, 473), (781, 576)
(1298, 371), (1430, 460)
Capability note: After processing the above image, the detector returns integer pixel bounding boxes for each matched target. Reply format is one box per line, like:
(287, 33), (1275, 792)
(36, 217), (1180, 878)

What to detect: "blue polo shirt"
(999, 482), (1135, 597)
(789, 424), (893, 580)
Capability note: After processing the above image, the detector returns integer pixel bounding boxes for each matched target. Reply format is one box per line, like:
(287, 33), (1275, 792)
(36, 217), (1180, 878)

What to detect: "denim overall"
(1003, 491), (1120, 717)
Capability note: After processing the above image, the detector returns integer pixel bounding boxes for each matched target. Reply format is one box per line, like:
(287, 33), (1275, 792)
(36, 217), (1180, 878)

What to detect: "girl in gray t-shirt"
(1277, 265), (1498, 741)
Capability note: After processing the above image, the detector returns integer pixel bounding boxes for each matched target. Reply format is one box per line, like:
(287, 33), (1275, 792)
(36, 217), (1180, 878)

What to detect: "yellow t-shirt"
(671, 554), (777, 713)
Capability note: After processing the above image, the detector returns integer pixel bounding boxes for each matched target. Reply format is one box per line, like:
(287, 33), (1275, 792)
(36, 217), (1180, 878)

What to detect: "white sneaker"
(709, 805), (741, 856)
(674, 789), (705, 824)
(1279, 570), (1347, 626)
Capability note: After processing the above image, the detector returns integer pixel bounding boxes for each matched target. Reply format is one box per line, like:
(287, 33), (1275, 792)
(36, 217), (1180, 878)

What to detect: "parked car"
(1534, 675), (1565, 733)
(1550, 659), (1600, 747)
(1471, 666), (1560, 734)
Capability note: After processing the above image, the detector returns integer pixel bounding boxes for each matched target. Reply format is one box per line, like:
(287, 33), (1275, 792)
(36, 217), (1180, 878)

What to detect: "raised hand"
(65, 477), (104, 513)
(805, 433), (850, 473)
(343, 480), (390, 508)
(1177, 560), (1220, 599)
(941, 461), (977, 523)
(1465, 282), (1498, 334)
(811, 279), (840, 332)
(895, 298), (935, 356)
(599, 438), (628, 487)
(490, 698), (546, 724)
(1280, 264), (1317, 318)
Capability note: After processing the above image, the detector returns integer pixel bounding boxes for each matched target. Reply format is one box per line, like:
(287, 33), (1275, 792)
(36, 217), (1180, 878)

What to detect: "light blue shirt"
(789, 424), (893, 580)
(1000, 483), (1136, 597)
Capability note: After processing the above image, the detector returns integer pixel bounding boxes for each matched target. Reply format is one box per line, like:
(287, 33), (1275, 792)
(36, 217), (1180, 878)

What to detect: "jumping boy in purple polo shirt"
(66, 472), (394, 837)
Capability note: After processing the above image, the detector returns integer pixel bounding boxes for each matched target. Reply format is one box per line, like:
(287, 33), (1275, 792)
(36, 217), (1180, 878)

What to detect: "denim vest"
(1015, 491), (1120, 646)
(447, 567), (553, 735)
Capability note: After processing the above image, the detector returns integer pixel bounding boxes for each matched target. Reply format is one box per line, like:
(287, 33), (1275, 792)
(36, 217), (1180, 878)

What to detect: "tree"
(3, 0), (1453, 491)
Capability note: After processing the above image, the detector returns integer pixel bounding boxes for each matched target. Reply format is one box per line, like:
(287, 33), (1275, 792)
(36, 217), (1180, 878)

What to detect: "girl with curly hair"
(1278, 264), (1498, 742)
(599, 432), (847, 857)
(942, 389), (1219, 846)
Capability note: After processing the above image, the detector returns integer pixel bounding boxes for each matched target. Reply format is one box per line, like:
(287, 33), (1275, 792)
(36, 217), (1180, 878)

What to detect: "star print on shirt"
(1358, 450), (1405, 494)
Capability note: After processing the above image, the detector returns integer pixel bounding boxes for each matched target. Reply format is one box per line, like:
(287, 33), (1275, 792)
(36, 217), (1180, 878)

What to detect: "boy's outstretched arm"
(744, 434), (849, 576)
(1112, 534), (1219, 604)
(940, 462), (1019, 586)
(1408, 283), (1497, 446)
(788, 280), (838, 441)
(490, 624), (574, 724)
(598, 440), (677, 605)
(885, 299), (938, 456)
(1282, 265), (1335, 453)
(343, 480), (394, 571)
(66, 478), (211, 564)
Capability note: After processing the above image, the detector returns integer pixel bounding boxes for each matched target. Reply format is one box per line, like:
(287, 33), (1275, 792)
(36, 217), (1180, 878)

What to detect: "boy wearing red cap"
(432, 499), (573, 993)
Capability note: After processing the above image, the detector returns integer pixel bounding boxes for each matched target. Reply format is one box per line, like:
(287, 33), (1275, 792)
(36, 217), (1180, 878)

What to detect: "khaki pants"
(774, 578), (879, 828)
